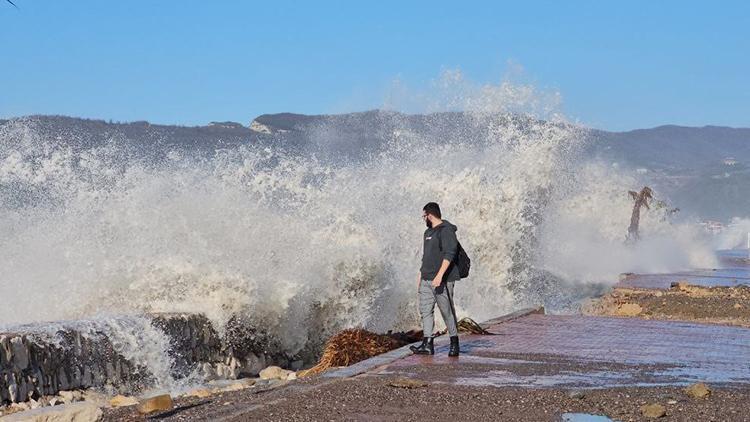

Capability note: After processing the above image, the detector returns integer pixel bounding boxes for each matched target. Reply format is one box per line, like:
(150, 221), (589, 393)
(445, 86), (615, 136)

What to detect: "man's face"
(422, 212), (432, 228)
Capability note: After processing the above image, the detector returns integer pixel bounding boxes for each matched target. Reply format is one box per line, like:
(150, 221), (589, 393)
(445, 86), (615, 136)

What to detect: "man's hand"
(432, 259), (451, 288)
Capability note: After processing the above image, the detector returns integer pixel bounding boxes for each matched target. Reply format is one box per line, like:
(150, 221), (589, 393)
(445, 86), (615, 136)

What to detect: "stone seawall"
(0, 313), (291, 404)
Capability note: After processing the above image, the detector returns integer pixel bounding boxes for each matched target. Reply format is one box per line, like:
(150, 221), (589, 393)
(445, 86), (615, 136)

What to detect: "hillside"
(2, 112), (748, 219)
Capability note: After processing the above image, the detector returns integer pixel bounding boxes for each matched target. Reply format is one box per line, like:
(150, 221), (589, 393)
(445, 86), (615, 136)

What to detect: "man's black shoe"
(409, 337), (434, 355)
(448, 336), (460, 357)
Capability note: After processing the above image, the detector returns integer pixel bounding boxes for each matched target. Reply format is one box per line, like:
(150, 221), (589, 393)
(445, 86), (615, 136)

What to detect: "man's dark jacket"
(420, 220), (460, 282)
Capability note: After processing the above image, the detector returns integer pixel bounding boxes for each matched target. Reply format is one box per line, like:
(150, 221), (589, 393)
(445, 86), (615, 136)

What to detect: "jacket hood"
(436, 220), (457, 232)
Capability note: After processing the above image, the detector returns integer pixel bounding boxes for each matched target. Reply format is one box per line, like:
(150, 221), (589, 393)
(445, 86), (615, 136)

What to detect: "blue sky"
(1, 0), (748, 131)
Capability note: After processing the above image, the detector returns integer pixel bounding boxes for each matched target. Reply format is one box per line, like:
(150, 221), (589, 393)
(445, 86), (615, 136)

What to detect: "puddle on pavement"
(561, 413), (614, 422)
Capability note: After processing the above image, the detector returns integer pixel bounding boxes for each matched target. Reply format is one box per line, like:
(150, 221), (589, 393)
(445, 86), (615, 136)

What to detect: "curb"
(322, 306), (545, 379)
(480, 306), (545, 329)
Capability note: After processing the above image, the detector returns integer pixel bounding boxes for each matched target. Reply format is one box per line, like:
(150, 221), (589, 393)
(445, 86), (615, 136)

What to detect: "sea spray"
(714, 218), (750, 250)
(0, 75), (717, 389)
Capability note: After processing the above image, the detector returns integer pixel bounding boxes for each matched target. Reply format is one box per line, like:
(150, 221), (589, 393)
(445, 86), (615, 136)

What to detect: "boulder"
(640, 403), (666, 418)
(241, 378), (257, 387)
(57, 390), (83, 404)
(109, 395), (138, 408)
(0, 402), (103, 422)
(243, 354), (267, 376)
(200, 362), (217, 381)
(259, 366), (292, 381)
(137, 394), (173, 415)
(685, 382), (711, 399)
(4, 402), (31, 415)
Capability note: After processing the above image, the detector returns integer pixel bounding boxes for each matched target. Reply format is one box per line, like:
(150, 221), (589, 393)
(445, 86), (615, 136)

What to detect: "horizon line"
(2, 111), (750, 133)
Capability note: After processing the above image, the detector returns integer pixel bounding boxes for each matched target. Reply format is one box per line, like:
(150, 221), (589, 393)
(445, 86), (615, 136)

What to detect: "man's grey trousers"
(419, 279), (459, 337)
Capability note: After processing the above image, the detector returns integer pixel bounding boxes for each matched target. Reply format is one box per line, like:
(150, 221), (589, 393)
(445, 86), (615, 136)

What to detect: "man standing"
(410, 202), (461, 357)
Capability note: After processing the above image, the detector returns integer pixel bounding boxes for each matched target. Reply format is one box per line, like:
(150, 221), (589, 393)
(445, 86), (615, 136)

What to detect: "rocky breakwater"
(0, 325), (141, 404)
(0, 313), (293, 405)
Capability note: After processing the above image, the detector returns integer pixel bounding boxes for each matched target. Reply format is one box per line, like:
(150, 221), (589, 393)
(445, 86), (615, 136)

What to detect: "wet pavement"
(101, 311), (750, 421)
(100, 254), (750, 421)
(616, 249), (750, 289)
(367, 314), (750, 388)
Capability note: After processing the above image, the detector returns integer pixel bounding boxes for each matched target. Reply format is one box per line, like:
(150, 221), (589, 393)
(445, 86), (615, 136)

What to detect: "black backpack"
(437, 226), (471, 279)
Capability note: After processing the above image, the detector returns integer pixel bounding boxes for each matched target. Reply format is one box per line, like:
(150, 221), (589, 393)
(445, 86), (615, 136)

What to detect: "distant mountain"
(2, 112), (749, 219)
(0, 115), (256, 153)
(588, 125), (750, 170)
(3, 113), (748, 168)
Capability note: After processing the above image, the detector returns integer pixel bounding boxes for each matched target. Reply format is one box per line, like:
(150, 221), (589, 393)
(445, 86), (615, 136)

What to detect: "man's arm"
(431, 259), (452, 287)
(432, 228), (458, 287)
(441, 228), (458, 262)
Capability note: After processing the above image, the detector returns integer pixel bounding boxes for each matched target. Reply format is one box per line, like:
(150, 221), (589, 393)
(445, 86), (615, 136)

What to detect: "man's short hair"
(423, 202), (441, 218)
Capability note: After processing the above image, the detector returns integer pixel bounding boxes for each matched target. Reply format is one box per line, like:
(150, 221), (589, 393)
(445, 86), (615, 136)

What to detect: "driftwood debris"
(627, 186), (653, 241)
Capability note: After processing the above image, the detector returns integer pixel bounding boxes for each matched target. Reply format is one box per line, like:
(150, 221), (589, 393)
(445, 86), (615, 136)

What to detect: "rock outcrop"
(0, 327), (142, 404)
(0, 313), (292, 404)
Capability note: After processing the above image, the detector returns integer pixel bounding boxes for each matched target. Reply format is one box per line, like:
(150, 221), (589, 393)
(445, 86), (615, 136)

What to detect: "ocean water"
(0, 75), (721, 389)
